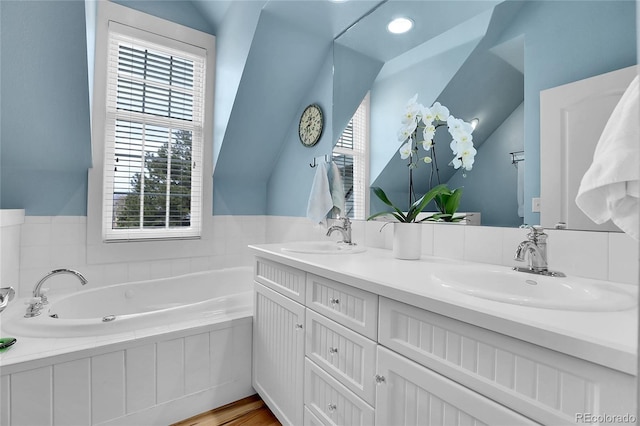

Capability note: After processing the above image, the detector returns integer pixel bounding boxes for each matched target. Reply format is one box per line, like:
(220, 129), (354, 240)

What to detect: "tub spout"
(32, 269), (88, 306)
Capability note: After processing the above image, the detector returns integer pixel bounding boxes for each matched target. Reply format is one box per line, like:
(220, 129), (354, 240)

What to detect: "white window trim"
(87, 1), (215, 263)
(333, 93), (370, 220)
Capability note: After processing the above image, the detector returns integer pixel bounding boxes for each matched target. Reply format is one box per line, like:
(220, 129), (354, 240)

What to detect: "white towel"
(328, 161), (346, 217)
(576, 75), (639, 240)
(517, 161), (525, 218)
(307, 162), (333, 226)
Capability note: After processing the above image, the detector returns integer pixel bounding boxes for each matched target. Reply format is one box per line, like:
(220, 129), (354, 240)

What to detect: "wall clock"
(298, 104), (323, 147)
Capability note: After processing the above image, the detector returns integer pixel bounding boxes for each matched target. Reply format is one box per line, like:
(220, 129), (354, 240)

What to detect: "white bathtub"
(2, 267), (253, 338)
(0, 267), (255, 426)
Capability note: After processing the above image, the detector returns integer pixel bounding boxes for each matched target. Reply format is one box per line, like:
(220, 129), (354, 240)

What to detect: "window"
(102, 23), (205, 241)
(332, 94), (370, 220)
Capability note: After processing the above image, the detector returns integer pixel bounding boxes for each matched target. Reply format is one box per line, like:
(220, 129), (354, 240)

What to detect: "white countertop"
(249, 243), (638, 375)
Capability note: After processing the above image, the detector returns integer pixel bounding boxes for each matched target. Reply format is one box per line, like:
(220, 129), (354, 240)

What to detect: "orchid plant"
(369, 94), (477, 223)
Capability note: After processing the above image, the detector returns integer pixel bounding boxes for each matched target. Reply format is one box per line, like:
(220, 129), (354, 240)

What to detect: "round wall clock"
(298, 104), (324, 147)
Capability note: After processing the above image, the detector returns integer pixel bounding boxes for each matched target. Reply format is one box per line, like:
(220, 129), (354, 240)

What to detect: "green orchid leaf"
(406, 184), (449, 222)
(366, 211), (407, 222)
(370, 187), (407, 221)
(445, 187), (463, 214)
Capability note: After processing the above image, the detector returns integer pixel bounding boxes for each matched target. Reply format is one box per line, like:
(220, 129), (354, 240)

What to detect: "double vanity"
(249, 242), (637, 425)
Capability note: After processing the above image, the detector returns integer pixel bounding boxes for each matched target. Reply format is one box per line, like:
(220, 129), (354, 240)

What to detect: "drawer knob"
(295, 323), (303, 330)
(327, 403), (337, 413)
(375, 374), (386, 384)
(329, 347), (338, 355)
(329, 298), (340, 306)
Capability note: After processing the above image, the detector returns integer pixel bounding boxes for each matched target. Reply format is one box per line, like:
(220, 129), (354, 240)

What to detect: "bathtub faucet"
(27, 269), (88, 316)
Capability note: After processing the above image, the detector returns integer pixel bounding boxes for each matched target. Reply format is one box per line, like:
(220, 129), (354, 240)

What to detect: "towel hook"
(310, 154), (331, 168)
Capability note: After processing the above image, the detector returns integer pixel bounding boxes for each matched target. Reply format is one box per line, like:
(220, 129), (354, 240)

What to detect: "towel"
(575, 75), (639, 240)
(307, 162), (333, 226)
(517, 161), (525, 218)
(328, 161), (346, 217)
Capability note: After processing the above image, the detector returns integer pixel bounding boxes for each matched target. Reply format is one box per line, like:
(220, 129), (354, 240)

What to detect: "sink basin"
(432, 266), (636, 311)
(281, 241), (366, 255)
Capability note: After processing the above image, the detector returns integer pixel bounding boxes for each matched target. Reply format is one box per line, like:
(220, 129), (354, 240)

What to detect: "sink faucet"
(514, 226), (565, 277)
(326, 217), (353, 244)
(25, 269), (88, 318)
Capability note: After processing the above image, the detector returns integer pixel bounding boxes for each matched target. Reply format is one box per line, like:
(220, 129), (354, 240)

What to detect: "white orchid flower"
(399, 141), (413, 160)
(452, 145), (477, 170)
(422, 124), (436, 142)
(423, 156), (432, 164)
(451, 127), (473, 144)
(398, 122), (417, 142)
(431, 102), (450, 121)
(422, 107), (435, 124)
(422, 139), (434, 151)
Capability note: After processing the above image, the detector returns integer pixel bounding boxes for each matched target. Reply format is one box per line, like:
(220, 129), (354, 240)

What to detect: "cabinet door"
(253, 283), (305, 426)
(375, 346), (538, 426)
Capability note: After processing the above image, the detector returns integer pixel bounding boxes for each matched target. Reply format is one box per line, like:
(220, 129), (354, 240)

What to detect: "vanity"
(249, 243), (637, 426)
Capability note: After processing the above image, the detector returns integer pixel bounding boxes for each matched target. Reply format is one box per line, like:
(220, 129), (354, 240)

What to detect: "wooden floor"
(172, 394), (281, 426)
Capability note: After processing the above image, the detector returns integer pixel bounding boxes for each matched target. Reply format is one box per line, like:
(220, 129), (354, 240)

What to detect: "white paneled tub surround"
(0, 267), (254, 426)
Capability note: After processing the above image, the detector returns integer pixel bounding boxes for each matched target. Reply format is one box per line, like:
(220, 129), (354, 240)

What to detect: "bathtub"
(2, 266), (253, 338)
(0, 267), (255, 426)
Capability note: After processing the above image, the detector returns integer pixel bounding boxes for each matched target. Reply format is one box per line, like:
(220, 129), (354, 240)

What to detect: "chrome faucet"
(0, 287), (15, 314)
(25, 269), (88, 317)
(326, 217), (353, 244)
(514, 226), (565, 277)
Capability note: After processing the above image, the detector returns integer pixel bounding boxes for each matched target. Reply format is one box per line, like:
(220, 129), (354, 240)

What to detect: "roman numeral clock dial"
(299, 104), (324, 147)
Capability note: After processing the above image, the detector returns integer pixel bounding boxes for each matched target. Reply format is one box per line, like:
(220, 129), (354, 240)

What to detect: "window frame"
(87, 1), (215, 263)
(332, 93), (370, 220)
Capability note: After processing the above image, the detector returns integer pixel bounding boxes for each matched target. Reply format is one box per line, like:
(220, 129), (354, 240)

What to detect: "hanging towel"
(307, 162), (333, 226)
(517, 160), (525, 218)
(328, 161), (346, 217)
(576, 75), (639, 240)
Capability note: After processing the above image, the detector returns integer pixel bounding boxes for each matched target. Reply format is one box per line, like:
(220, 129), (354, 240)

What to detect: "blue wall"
(1, 0), (92, 215)
(448, 103), (524, 227)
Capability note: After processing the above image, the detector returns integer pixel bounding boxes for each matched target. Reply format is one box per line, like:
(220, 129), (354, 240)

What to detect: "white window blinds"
(333, 94), (369, 220)
(103, 23), (205, 241)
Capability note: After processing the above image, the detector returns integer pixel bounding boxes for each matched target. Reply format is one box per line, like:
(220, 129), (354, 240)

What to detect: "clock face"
(299, 104), (323, 147)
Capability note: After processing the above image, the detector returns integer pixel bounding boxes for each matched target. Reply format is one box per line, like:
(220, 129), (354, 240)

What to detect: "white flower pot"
(393, 222), (422, 260)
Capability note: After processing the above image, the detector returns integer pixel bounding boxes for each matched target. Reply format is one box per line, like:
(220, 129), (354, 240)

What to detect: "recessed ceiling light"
(471, 118), (480, 130)
(329, 0), (348, 3)
(387, 17), (413, 34)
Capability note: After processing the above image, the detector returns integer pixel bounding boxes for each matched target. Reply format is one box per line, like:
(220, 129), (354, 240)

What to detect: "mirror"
(333, 0), (637, 228)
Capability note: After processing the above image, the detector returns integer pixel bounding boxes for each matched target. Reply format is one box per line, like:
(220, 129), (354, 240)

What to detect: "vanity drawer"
(378, 297), (636, 426)
(305, 274), (378, 340)
(304, 406), (324, 426)
(255, 257), (306, 303)
(305, 309), (376, 405)
(304, 358), (374, 426)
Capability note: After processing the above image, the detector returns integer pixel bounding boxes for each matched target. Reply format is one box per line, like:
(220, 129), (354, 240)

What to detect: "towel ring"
(310, 154), (331, 168)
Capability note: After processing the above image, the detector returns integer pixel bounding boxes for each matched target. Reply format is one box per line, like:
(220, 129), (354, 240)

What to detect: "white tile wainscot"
(249, 243), (637, 426)
(0, 319), (253, 426)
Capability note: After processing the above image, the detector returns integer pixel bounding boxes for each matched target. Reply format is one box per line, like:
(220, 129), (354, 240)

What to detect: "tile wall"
(13, 215), (639, 297)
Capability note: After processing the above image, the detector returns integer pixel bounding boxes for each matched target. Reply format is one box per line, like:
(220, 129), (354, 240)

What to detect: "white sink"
(432, 266), (636, 311)
(281, 241), (366, 255)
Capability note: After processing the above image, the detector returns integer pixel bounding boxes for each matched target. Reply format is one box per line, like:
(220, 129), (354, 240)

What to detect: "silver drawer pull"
(327, 403), (337, 413)
(375, 374), (386, 384)
(329, 347), (338, 355)
(329, 298), (340, 306)
(295, 323), (303, 330)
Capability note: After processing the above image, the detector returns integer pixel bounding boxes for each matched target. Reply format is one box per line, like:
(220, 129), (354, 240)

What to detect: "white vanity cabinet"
(252, 255), (636, 426)
(253, 259), (307, 426)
